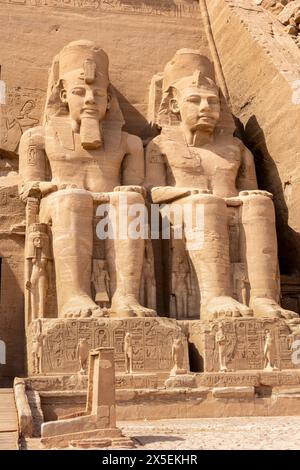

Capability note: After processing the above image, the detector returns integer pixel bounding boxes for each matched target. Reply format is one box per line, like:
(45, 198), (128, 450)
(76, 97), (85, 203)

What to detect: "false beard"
(79, 115), (103, 150)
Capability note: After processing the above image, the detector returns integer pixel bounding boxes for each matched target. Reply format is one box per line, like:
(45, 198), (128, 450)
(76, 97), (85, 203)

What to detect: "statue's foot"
(203, 296), (253, 321)
(251, 297), (299, 319)
(61, 295), (104, 318)
(110, 295), (156, 318)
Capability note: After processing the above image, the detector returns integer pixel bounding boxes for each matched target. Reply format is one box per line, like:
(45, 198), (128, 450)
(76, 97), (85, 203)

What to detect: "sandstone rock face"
(205, 0), (300, 275)
(0, 0), (204, 154)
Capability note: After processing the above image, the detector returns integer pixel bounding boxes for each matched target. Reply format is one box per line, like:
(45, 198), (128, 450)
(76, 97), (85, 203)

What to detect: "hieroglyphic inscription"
(188, 318), (300, 372)
(28, 317), (188, 374)
(1, 87), (43, 152)
(0, 0), (200, 17)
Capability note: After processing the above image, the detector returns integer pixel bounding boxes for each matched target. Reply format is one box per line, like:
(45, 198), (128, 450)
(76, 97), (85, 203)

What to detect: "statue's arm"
(19, 127), (56, 201)
(187, 273), (192, 293)
(25, 258), (32, 290)
(122, 133), (145, 186)
(19, 127), (46, 199)
(105, 272), (110, 295)
(144, 138), (167, 190)
(236, 143), (258, 192)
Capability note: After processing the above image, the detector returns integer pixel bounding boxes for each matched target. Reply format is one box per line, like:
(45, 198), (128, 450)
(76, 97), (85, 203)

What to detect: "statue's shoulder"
(231, 136), (255, 162)
(146, 129), (179, 152)
(145, 135), (166, 165)
(121, 130), (143, 151)
(146, 134), (163, 148)
(231, 136), (252, 155)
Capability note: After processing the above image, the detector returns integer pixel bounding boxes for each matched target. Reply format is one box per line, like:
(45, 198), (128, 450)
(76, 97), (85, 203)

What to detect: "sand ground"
(117, 416), (300, 450)
(24, 416), (300, 450)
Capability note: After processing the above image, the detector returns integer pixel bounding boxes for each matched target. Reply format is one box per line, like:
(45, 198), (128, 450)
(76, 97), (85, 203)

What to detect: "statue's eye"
(187, 97), (200, 103)
(94, 90), (105, 97)
(72, 88), (85, 96)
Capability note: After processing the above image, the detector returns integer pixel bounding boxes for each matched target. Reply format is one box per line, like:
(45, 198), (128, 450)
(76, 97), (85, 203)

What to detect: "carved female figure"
(26, 223), (51, 320)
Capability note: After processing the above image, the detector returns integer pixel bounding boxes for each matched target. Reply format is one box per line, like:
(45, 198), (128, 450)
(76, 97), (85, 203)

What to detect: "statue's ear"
(170, 98), (180, 115)
(60, 89), (67, 104)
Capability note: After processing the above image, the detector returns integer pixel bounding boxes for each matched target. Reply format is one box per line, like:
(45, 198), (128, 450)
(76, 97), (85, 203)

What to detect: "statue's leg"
(149, 281), (157, 311)
(108, 190), (156, 317)
(179, 193), (253, 320)
(139, 276), (145, 307)
(30, 270), (39, 320)
(38, 275), (48, 318)
(183, 292), (188, 318)
(39, 189), (102, 318)
(32, 353), (37, 374)
(240, 192), (298, 319)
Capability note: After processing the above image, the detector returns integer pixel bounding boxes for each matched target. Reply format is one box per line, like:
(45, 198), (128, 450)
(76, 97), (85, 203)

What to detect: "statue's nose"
(84, 90), (95, 105)
(199, 99), (209, 112)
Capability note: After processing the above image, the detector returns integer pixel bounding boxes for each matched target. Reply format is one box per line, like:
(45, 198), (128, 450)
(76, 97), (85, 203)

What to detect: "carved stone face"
(33, 236), (42, 248)
(171, 86), (220, 133)
(61, 70), (110, 126)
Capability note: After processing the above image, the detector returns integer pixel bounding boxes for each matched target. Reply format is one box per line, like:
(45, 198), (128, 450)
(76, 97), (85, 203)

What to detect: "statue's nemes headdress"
(148, 48), (235, 135)
(43, 40), (124, 127)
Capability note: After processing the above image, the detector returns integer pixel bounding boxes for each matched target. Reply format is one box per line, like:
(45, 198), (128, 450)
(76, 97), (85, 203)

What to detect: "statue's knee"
(52, 188), (93, 211)
(187, 193), (225, 208)
(240, 192), (275, 219)
(113, 190), (145, 206)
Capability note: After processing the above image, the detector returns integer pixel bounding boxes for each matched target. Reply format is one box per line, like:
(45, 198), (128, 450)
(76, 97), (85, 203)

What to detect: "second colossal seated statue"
(145, 49), (298, 321)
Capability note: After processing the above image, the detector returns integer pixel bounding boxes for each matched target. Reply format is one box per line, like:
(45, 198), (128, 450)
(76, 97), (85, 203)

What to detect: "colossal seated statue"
(19, 40), (156, 320)
(146, 49), (298, 321)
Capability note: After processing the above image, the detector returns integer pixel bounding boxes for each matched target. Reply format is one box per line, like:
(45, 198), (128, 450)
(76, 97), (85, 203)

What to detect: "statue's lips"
(197, 114), (215, 121)
(80, 108), (99, 118)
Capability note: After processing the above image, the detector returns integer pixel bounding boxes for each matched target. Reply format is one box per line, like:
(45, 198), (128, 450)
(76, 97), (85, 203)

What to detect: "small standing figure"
(140, 239), (156, 311)
(171, 257), (191, 319)
(124, 332), (133, 374)
(77, 338), (90, 374)
(216, 323), (228, 372)
(26, 223), (51, 321)
(91, 259), (110, 309)
(32, 319), (44, 375)
(263, 329), (279, 371)
(170, 337), (186, 376)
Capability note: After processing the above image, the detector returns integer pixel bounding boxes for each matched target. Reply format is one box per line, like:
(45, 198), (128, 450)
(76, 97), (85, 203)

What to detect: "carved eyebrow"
(184, 95), (201, 101)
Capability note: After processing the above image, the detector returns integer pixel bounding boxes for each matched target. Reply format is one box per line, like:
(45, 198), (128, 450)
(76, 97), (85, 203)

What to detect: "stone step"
(0, 388), (19, 450)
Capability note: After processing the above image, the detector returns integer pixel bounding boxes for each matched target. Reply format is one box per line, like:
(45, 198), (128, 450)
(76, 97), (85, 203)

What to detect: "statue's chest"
(46, 125), (124, 166)
(164, 141), (241, 176)
(67, 142), (123, 167)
